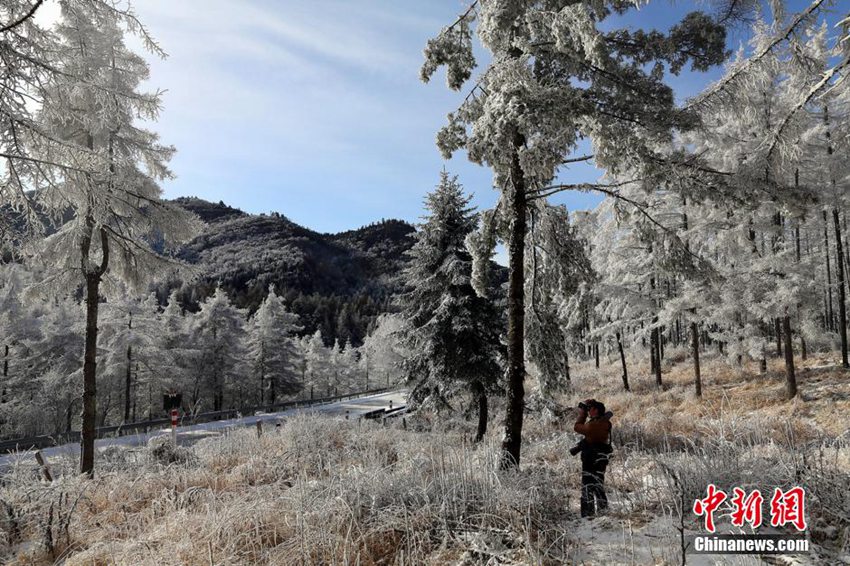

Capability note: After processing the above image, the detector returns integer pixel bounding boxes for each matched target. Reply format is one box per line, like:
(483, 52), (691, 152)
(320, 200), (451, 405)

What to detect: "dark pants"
(581, 453), (608, 517)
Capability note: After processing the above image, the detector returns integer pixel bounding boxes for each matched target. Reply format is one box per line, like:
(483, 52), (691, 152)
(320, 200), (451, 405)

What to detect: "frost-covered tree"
(399, 172), (501, 442)
(247, 286), (302, 405)
(360, 313), (406, 390)
(27, 298), (85, 436)
(338, 341), (359, 394)
(1, 1), (167, 241)
(422, 1), (728, 466)
(27, 2), (199, 476)
(303, 330), (329, 399)
(99, 291), (160, 423)
(0, 265), (38, 404)
(156, 290), (196, 414)
(525, 204), (593, 396)
(190, 287), (247, 412)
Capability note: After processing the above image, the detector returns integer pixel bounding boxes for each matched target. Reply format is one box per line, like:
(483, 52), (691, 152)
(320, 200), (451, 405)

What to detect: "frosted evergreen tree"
(157, 290), (197, 415)
(99, 291), (160, 423)
(338, 341), (359, 394)
(360, 313), (406, 390)
(399, 171), (501, 442)
(525, 204), (593, 397)
(422, 0), (728, 467)
(247, 285), (302, 405)
(24, 2), (199, 476)
(304, 330), (329, 399)
(191, 287), (247, 412)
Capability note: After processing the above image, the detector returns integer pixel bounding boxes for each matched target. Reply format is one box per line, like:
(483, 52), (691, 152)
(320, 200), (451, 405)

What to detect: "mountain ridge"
(167, 197), (417, 347)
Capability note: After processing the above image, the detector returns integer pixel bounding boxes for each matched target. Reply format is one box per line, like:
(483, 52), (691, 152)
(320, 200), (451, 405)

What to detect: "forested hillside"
(166, 197), (417, 346)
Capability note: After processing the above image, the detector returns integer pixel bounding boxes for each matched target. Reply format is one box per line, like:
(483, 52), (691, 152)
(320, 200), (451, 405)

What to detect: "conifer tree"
(422, 1), (728, 467)
(29, 2), (199, 476)
(247, 286), (302, 405)
(304, 330), (329, 399)
(99, 291), (160, 423)
(191, 287), (247, 412)
(399, 172), (501, 442)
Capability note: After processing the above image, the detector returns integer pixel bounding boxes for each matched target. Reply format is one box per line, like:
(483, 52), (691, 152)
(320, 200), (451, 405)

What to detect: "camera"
(578, 401), (588, 411)
(569, 440), (585, 456)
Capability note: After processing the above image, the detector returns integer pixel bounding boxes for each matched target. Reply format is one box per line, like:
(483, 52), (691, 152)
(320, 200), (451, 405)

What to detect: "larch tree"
(99, 291), (160, 423)
(28, 2), (199, 476)
(399, 171), (501, 443)
(158, 290), (197, 415)
(27, 297), (85, 436)
(191, 287), (247, 412)
(524, 203), (593, 397)
(304, 330), (329, 399)
(1, 0), (171, 239)
(359, 313), (406, 390)
(247, 285), (302, 406)
(421, 0), (728, 467)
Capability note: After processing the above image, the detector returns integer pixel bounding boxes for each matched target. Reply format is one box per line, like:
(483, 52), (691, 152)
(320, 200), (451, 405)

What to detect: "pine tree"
(158, 290), (198, 415)
(360, 313), (406, 390)
(422, 1), (728, 467)
(399, 172), (501, 442)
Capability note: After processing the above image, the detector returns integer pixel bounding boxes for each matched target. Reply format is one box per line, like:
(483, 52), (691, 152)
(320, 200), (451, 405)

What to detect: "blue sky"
(39, 0), (830, 234)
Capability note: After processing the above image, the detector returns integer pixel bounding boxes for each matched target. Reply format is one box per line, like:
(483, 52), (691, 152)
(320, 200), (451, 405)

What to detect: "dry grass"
(0, 350), (847, 565)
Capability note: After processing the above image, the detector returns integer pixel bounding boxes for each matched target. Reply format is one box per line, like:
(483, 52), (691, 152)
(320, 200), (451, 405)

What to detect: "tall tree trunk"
(783, 315), (797, 399)
(123, 342), (132, 422)
(473, 381), (488, 443)
(81, 274), (100, 477)
(2, 344), (8, 404)
(824, 210), (834, 331)
(834, 209), (849, 368)
(652, 324), (662, 387)
(650, 327), (657, 376)
(80, 220), (108, 478)
(659, 325), (665, 361)
(258, 348), (265, 406)
(500, 130), (527, 470)
(774, 318), (782, 357)
(691, 322), (702, 398)
(123, 310), (132, 423)
(616, 331), (629, 391)
(594, 343), (599, 369)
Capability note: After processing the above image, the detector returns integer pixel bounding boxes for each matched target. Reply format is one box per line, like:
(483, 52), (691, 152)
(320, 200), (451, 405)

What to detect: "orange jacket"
(574, 416), (611, 444)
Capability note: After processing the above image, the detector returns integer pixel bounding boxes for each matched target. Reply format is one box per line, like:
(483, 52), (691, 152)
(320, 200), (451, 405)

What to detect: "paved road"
(0, 390), (407, 469)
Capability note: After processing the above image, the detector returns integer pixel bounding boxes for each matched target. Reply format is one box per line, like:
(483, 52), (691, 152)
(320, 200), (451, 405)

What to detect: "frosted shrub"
(146, 436), (198, 467)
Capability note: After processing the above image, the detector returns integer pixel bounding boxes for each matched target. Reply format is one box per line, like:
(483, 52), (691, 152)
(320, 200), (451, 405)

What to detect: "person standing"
(574, 399), (613, 518)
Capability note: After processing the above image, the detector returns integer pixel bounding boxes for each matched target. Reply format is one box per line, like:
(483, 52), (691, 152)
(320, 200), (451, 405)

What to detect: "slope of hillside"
(168, 198), (417, 345)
